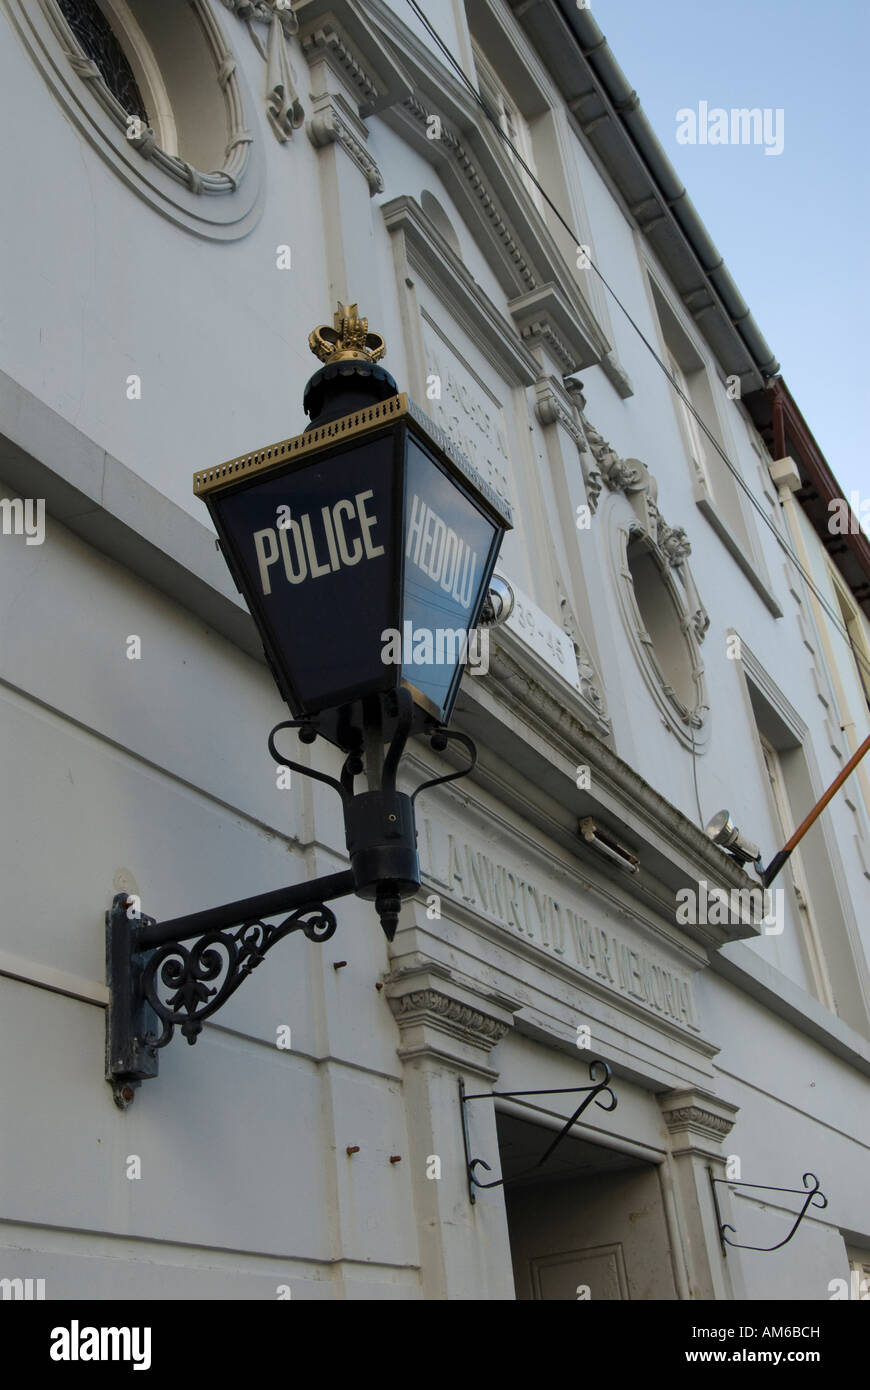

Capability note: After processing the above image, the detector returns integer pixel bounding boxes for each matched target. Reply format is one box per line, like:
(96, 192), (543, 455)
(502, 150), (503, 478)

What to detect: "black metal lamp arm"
(105, 869), (354, 1108)
(106, 691), (481, 1107)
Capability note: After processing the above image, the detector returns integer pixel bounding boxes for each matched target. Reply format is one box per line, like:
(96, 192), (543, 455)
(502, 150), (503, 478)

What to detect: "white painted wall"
(0, 0), (867, 1301)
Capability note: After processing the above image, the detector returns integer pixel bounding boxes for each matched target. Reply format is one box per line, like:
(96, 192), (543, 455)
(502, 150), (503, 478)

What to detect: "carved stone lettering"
(423, 334), (513, 505)
(419, 818), (698, 1028)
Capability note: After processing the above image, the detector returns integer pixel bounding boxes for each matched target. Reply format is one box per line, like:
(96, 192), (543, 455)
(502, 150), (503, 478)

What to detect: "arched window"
(626, 534), (698, 713)
(608, 515), (709, 749)
(11, 0), (263, 238)
(55, 0), (149, 124)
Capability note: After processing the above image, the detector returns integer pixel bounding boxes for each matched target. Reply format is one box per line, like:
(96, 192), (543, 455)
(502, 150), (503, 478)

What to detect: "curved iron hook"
(268, 721), (351, 808)
(412, 729), (478, 804)
(460, 1060), (619, 1198)
(586, 1058), (618, 1108)
(717, 1171), (827, 1253)
(468, 1158), (504, 1190)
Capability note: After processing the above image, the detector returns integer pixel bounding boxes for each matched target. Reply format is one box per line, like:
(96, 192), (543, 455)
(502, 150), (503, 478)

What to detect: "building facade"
(0, 0), (868, 1301)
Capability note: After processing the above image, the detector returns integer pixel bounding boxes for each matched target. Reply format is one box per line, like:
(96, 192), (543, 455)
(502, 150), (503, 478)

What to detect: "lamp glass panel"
(211, 434), (397, 712)
(401, 436), (498, 717)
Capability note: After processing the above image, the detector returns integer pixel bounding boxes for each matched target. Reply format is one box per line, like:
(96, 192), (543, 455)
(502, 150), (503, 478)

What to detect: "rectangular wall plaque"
(498, 572), (582, 694)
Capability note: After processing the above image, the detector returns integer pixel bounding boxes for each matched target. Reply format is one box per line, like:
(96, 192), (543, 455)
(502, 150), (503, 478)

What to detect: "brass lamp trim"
(194, 394), (511, 529)
(193, 393), (408, 496)
(308, 302), (386, 365)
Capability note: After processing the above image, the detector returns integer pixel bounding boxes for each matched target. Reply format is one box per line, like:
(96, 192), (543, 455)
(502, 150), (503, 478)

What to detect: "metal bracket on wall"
(458, 1060), (618, 1204)
(708, 1169), (828, 1253)
(105, 875), (350, 1109)
(105, 694), (479, 1108)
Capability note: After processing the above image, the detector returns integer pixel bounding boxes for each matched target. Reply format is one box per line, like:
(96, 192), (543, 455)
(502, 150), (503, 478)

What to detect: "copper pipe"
(762, 732), (870, 885)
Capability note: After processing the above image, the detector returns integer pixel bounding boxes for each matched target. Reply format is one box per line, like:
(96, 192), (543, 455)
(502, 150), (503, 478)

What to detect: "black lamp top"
(304, 303), (398, 430)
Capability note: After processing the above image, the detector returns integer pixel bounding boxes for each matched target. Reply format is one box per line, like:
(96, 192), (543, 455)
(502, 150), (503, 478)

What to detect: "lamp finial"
(309, 303), (386, 366)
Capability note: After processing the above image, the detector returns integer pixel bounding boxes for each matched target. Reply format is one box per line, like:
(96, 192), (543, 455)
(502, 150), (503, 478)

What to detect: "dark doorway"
(497, 1111), (678, 1300)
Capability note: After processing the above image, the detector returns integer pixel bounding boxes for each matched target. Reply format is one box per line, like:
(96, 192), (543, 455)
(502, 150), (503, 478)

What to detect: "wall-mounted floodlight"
(708, 730), (870, 886)
(704, 810), (762, 868)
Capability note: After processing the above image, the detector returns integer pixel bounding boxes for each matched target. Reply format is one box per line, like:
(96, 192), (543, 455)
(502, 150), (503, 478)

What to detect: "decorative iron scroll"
(56, 0), (148, 120)
(140, 904), (337, 1050)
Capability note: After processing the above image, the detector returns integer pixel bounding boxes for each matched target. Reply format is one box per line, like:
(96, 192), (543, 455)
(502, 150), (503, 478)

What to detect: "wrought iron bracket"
(458, 1060), (618, 1204)
(105, 872), (352, 1108)
(106, 692), (479, 1106)
(708, 1168), (828, 1253)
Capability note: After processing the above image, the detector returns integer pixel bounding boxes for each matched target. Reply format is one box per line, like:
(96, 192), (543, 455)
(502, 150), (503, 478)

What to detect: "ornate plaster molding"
(519, 319), (577, 375)
(294, 4), (413, 189)
(558, 590), (607, 718)
(389, 989), (511, 1050)
(533, 375), (601, 513)
(294, 0), (413, 116)
(575, 409), (711, 742)
(659, 1088), (739, 1151)
(403, 95), (537, 292)
(221, 0), (304, 142)
(52, 0), (253, 183)
(300, 22), (381, 111)
(385, 965), (520, 1070)
(510, 285), (601, 376)
(308, 90), (384, 192)
(562, 380), (604, 512)
(10, 0), (261, 238)
(533, 376), (584, 445)
(582, 417), (640, 494)
(663, 1105), (733, 1136)
(579, 411), (710, 644)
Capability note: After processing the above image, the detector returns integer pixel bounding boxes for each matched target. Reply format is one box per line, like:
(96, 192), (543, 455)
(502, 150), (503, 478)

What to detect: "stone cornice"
(457, 626), (763, 944)
(294, 0), (413, 116)
(389, 989), (511, 1049)
(301, 24), (380, 111)
(509, 284), (602, 376)
(381, 195), (539, 387)
(401, 94), (538, 294)
(533, 375), (585, 444)
(658, 1087), (739, 1153)
(492, 616), (610, 741)
(385, 964), (520, 1070)
(359, 0), (611, 366)
(308, 91), (384, 192)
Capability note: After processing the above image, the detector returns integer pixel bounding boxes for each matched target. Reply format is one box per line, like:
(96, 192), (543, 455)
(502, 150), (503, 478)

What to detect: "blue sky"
(587, 0), (869, 504)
